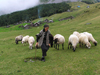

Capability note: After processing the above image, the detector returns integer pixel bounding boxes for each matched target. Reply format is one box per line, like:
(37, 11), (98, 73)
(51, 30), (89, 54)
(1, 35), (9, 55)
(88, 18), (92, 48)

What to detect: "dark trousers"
(41, 43), (49, 56)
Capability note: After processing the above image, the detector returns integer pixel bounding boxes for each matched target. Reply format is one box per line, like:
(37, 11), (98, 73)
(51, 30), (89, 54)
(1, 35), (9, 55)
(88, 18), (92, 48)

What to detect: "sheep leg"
(79, 42), (81, 47)
(70, 44), (72, 49)
(57, 44), (59, 50)
(68, 42), (72, 49)
(54, 43), (55, 48)
(82, 43), (84, 47)
(56, 44), (57, 49)
(68, 44), (69, 49)
(68, 42), (70, 49)
(62, 43), (64, 50)
(85, 44), (87, 48)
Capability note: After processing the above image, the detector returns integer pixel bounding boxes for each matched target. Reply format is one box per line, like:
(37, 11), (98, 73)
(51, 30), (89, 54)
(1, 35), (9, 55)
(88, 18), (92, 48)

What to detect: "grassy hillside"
(0, 2), (100, 75)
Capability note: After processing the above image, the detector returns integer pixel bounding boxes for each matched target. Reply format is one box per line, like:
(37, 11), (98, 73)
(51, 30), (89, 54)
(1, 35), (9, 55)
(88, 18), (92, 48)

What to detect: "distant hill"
(0, 2), (100, 75)
(40, 0), (100, 4)
(0, 0), (99, 16)
(40, 0), (80, 3)
(0, 0), (100, 27)
(0, 2), (71, 27)
(82, 0), (100, 4)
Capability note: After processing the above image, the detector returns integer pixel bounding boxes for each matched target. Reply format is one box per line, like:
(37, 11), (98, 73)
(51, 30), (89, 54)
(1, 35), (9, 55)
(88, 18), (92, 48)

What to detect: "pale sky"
(0, 0), (40, 15)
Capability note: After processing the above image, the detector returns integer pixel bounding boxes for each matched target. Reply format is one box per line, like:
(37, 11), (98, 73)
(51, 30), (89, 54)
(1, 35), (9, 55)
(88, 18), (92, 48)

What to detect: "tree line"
(40, 0), (100, 4)
(82, 0), (100, 4)
(0, 2), (71, 27)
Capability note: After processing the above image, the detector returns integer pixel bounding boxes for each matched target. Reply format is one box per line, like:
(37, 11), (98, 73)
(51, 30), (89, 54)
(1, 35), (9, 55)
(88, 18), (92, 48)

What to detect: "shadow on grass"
(24, 56), (41, 62)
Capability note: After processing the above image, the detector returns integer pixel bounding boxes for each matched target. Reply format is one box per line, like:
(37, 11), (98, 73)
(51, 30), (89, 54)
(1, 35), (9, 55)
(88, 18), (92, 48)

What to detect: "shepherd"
(36, 24), (51, 62)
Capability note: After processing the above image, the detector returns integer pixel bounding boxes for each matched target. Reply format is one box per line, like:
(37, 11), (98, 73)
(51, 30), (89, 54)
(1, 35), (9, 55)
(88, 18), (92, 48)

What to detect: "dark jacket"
(36, 29), (51, 46)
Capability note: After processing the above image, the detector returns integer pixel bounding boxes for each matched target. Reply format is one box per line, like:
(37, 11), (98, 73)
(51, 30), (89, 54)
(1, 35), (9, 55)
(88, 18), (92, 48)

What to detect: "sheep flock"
(15, 31), (97, 51)
(15, 35), (35, 49)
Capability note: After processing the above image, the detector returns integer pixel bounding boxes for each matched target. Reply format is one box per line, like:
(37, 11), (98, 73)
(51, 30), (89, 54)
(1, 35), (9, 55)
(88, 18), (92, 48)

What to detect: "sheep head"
(86, 42), (91, 49)
(54, 38), (58, 44)
(93, 41), (97, 46)
(15, 40), (18, 44)
(73, 46), (76, 52)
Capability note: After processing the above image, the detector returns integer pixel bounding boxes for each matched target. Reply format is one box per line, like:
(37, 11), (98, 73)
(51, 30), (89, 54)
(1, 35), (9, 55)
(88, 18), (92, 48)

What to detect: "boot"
(41, 57), (45, 62)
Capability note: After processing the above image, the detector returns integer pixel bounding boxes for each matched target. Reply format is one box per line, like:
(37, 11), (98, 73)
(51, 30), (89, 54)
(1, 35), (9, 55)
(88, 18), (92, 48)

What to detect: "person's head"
(44, 24), (49, 32)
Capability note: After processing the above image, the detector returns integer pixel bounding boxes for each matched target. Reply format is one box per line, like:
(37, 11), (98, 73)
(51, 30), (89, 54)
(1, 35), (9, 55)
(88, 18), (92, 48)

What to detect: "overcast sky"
(0, 0), (40, 15)
(0, 0), (79, 16)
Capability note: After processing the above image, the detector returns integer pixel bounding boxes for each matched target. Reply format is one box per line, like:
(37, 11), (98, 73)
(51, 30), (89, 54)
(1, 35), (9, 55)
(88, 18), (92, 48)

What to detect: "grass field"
(0, 2), (100, 75)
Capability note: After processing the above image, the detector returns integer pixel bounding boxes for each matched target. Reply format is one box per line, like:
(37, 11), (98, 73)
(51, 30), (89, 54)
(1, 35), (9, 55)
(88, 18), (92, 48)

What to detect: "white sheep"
(79, 33), (91, 49)
(28, 36), (35, 49)
(83, 32), (97, 46)
(54, 34), (65, 50)
(22, 35), (29, 45)
(68, 34), (79, 52)
(73, 31), (80, 38)
(15, 35), (23, 44)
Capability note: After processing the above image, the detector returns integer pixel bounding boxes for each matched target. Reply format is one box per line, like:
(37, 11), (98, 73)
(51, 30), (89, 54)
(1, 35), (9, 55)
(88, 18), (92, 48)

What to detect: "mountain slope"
(0, 2), (100, 75)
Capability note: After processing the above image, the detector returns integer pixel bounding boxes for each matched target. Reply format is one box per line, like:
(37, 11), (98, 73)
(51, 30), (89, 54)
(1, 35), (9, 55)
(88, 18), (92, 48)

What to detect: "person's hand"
(49, 44), (50, 47)
(36, 42), (38, 46)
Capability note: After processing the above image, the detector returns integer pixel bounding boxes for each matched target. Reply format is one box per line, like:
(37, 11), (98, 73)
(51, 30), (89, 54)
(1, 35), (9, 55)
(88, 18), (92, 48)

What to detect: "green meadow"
(0, 2), (100, 75)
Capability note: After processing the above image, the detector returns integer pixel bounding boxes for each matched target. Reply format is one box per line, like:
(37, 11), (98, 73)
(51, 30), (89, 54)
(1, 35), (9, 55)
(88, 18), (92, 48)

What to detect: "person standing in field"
(36, 24), (51, 62)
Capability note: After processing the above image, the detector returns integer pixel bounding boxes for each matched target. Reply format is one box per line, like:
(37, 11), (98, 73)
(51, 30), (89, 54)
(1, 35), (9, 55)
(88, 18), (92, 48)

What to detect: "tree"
(82, 0), (94, 4)
(0, 2), (71, 26)
(78, 0), (82, 2)
(40, 0), (50, 3)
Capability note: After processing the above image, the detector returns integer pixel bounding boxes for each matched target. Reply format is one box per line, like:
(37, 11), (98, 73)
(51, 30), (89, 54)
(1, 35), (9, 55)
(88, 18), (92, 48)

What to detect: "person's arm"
(36, 34), (39, 46)
(36, 34), (40, 42)
(36, 30), (42, 45)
